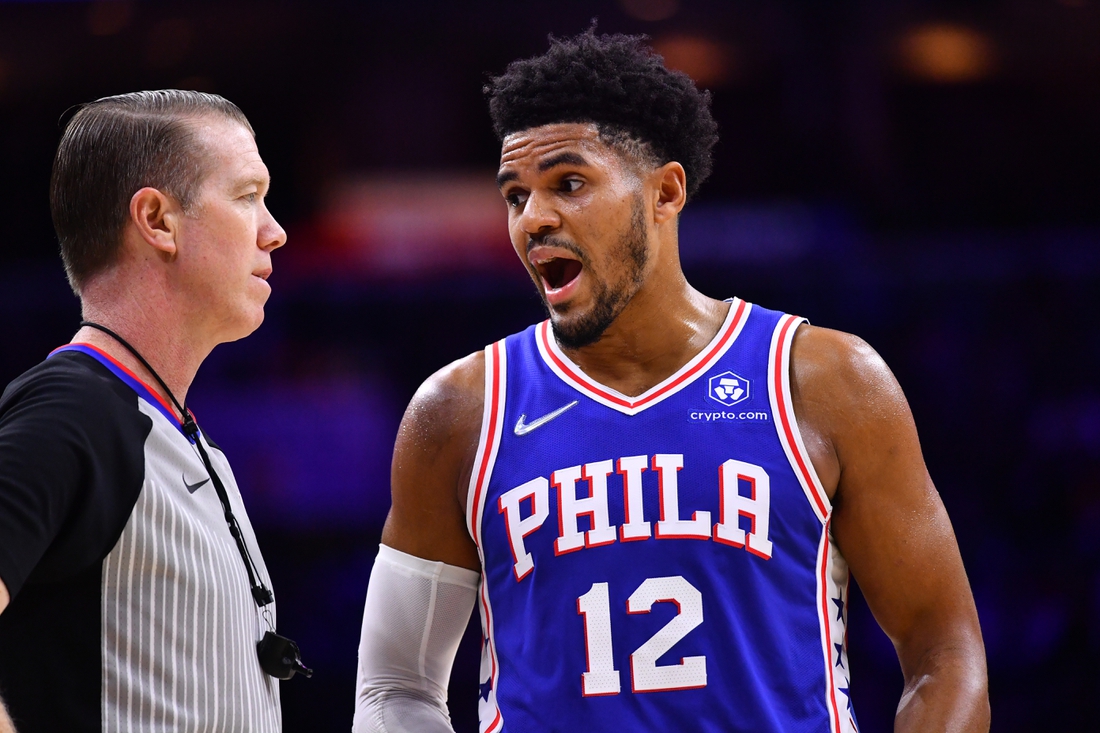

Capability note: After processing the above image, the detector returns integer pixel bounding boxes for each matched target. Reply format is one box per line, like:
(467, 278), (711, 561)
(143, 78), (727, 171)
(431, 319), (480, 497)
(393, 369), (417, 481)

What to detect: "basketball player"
(0, 91), (302, 732)
(354, 31), (989, 732)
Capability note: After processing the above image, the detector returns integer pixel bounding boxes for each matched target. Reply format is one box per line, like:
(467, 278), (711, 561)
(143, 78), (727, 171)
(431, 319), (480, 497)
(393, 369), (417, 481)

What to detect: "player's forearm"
(353, 545), (478, 733)
(354, 687), (455, 733)
(894, 646), (990, 733)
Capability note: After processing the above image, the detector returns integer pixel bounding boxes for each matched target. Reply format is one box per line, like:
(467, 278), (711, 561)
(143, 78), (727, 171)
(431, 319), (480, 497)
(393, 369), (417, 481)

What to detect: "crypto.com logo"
(708, 371), (751, 407)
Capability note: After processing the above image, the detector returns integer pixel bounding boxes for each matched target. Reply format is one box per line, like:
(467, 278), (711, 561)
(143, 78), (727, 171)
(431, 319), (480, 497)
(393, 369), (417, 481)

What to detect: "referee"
(0, 91), (295, 732)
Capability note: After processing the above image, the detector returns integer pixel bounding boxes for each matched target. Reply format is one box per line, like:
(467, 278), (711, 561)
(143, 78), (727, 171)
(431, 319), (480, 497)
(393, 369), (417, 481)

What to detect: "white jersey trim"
(816, 520), (857, 733)
(767, 314), (831, 523)
(535, 298), (752, 416)
(465, 340), (507, 733)
(771, 315), (856, 732)
(465, 340), (506, 546)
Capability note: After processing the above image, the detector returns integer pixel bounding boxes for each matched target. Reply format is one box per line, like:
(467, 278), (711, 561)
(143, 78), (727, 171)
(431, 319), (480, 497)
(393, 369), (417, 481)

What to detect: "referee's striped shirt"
(0, 345), (280, 732)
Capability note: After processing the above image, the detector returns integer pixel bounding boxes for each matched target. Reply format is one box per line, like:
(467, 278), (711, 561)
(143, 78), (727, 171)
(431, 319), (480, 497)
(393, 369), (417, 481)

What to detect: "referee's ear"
(127, 186), (182, 262)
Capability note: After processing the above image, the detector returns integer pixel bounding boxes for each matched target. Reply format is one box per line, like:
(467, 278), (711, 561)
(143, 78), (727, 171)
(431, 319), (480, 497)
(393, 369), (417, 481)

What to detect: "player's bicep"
(381, 353), (484, 572)
(834, 450), (968, 638)
(824, 339), (980, 668)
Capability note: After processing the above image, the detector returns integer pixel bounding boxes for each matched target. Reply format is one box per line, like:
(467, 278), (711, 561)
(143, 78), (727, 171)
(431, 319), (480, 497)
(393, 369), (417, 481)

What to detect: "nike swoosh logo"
(514, 400), (578, 436)
(183, 474), (210, 494)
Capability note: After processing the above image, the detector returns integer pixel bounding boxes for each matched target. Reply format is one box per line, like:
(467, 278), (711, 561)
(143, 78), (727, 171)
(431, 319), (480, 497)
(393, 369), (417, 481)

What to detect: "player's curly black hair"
(485, 29), (719, 201)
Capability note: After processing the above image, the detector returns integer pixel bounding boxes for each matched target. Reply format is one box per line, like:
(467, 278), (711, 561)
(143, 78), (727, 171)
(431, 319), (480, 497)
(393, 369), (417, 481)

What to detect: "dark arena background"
(1, 1), (1098, 730)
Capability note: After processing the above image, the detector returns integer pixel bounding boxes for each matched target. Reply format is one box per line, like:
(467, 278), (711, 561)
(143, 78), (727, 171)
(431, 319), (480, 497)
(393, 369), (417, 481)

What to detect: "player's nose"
(517, 191), (560, 236)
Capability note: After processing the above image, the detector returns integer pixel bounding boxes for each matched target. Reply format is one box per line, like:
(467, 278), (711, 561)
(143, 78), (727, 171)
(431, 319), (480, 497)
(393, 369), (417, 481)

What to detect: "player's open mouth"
(533, 255), (583, 305)
(535, 257), (581, 290)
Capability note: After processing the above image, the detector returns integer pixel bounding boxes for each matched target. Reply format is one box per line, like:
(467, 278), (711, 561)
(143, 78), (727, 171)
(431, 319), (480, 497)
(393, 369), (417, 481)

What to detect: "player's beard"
(548, 197), (649, 350)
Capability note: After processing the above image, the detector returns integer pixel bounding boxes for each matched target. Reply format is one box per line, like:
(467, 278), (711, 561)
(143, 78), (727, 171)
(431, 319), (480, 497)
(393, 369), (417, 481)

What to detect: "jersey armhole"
(767, 315), (832, 523)
(464, 340), (508, 548)
(462, 340), (507, 733)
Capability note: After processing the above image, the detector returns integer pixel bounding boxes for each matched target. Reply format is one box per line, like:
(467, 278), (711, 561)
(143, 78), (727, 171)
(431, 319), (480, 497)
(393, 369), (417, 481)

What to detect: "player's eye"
(505, 190), (529, 208)
(560, 179), (583, 194)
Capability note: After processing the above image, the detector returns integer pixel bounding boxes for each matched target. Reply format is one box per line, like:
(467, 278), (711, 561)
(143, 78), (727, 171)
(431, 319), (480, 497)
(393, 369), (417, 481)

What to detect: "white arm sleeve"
(352, 544), (480, 733)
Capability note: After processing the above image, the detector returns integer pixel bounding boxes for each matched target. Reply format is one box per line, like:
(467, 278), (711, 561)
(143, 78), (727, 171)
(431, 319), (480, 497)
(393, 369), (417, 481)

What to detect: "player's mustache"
(525, 235), (591, 267)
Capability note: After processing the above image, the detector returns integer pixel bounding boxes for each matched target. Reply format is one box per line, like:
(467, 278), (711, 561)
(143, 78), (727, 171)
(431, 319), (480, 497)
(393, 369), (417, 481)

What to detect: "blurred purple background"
(1, 1), (1098, 730)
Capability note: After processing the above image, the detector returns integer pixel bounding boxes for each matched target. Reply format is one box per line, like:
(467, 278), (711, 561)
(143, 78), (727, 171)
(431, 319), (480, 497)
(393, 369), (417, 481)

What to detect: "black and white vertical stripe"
(101, 401), (280, 732)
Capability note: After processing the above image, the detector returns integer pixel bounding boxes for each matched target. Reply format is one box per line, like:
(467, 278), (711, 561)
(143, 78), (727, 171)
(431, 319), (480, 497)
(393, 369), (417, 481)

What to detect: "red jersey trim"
(818, 521), (844, 733)
(536, 298), (751, 416)
(467, 340), (506, 547)
(54, 342), (181, 425)
(768, 315), (830, 522)
(466, 340), (507, 733)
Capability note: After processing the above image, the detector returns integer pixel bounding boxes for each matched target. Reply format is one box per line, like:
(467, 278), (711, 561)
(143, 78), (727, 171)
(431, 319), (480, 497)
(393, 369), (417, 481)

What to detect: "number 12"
(576, 576), (707, 696)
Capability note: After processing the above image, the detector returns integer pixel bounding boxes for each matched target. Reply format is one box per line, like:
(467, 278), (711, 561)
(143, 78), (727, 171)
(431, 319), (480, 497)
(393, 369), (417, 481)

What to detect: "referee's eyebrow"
(240, 175), (270, 191)
(496, 152), (591, 189)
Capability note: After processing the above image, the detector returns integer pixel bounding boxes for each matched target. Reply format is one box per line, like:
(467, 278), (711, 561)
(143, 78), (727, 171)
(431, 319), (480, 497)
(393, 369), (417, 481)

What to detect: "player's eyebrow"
(538, 151), (589, 173)
(496, 151), (591, 189)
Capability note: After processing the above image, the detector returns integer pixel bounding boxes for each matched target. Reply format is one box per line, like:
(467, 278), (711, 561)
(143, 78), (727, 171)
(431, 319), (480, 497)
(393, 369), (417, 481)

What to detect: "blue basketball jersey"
(466, 299), (858, 733)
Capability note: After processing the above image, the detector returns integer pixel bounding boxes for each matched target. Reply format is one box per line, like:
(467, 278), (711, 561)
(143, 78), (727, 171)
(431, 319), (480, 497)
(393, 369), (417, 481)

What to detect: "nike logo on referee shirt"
(183, 474), (210, 494)
(514, 400), (578, 436)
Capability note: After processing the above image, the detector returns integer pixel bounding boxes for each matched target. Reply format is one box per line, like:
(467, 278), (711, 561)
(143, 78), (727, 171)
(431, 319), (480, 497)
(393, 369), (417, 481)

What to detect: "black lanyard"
(79, 321), (311, 680)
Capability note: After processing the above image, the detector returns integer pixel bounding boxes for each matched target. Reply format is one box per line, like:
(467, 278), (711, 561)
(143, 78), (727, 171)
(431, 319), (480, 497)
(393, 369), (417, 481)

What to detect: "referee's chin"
(215, 303), (268, 346)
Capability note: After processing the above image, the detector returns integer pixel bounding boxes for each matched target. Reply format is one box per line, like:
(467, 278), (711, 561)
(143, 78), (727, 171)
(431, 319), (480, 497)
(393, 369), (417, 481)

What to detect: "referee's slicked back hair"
(50, 89), (254, 294)
(485, 28), (719, 202)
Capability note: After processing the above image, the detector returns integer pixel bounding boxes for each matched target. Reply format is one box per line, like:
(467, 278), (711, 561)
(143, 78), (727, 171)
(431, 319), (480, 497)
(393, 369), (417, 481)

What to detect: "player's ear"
(128, 187), (182, 259)
(653, 161), (687, 224)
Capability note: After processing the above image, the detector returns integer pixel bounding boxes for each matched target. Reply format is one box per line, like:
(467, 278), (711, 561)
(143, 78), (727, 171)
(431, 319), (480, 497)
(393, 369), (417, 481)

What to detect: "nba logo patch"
(708, 371), (750, 406)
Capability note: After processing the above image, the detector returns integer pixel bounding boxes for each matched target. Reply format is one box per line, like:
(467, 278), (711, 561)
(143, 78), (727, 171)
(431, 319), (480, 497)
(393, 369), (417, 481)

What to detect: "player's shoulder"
(401, 350), (486, 447)
(415, 349), (485, 409)
(791, 323), (885, 373)
(789, 323), (907, 414)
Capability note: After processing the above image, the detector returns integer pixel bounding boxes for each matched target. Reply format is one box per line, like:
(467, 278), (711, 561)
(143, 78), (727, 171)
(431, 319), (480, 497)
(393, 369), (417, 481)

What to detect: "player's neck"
(560, 280), (730, 398)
